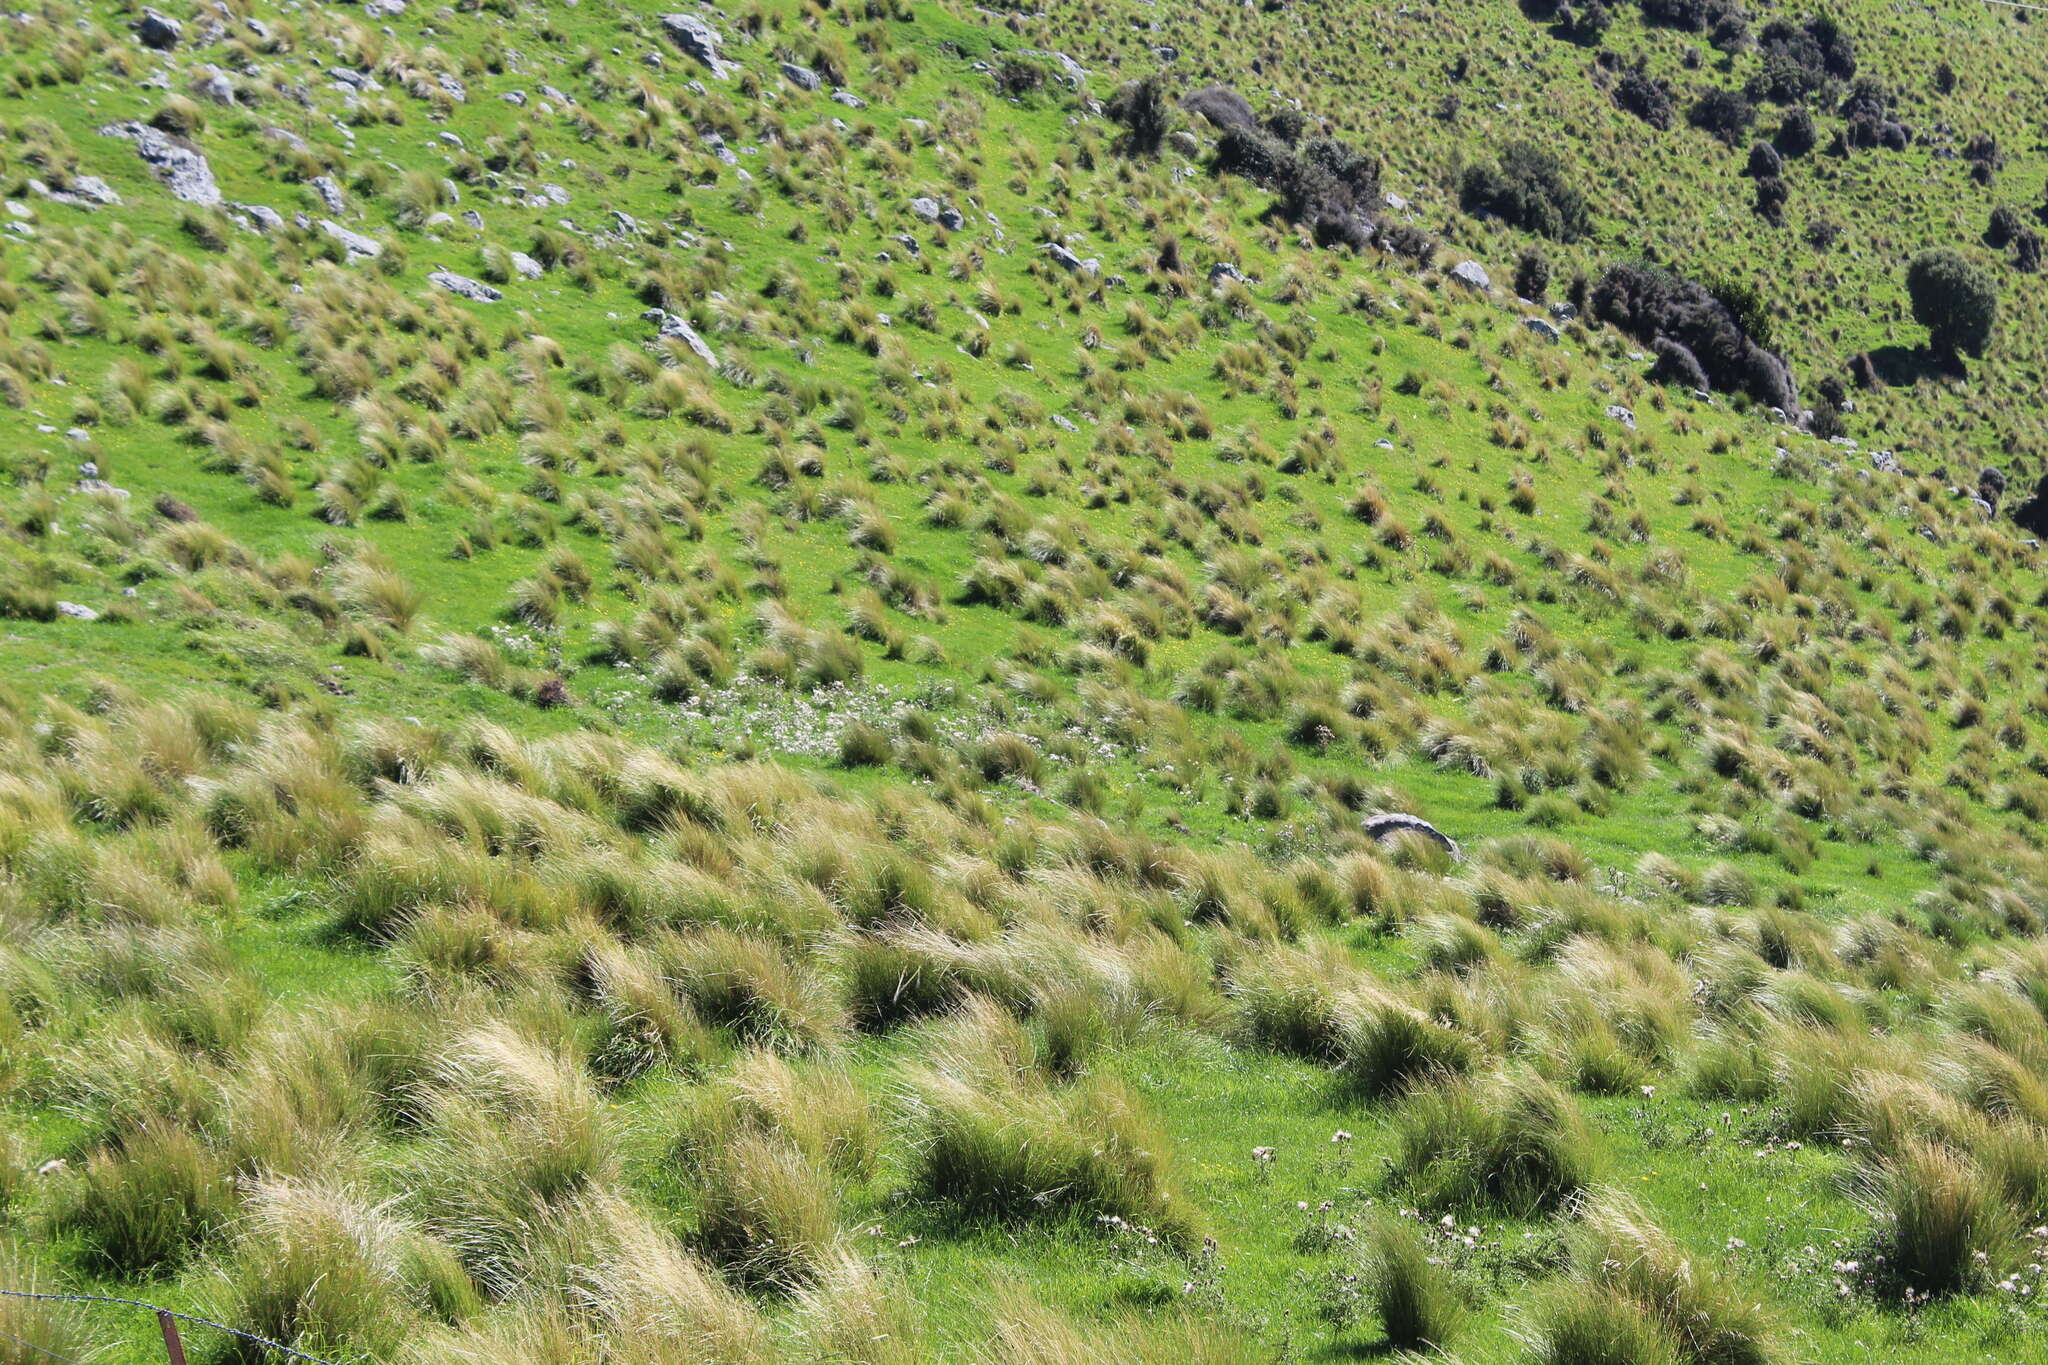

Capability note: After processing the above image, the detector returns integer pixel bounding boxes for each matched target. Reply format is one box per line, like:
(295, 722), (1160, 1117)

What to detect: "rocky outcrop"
(643, 308), (718, 367)
(99, 123), (220, 206)
(661, 14), (736, 78)
(428, 270), (503, 303)
(320, 219), (381, 260)
(1449, 261), (1491, 291)
(135, 8), (181, 50)
(908, 196), (965, 231)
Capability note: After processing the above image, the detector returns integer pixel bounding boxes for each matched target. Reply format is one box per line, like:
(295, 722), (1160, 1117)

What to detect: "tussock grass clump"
(902, 1057), (1199, 1246)
(1564, 1191), (1780, 1365)
(1393, 1068), (1600, 1216)
(51, 1119), (235, 1276)
(208, 1176), (416, 1361)
(1356, 1212), (1464, 1349)
(1858, 1138), (2019, 1296)
(692, 1130), (840, 1289)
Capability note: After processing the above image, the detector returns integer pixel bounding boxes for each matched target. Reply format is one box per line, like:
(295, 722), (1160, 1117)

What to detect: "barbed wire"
(0, 1290), (346, 1365)
(0, 1322), (91, 1365)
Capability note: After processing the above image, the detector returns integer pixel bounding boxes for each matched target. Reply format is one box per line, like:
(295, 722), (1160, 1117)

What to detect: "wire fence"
(0, 1290), (346, 1365)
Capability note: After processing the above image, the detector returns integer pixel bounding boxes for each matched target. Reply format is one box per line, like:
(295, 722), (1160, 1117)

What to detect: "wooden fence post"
(157, 1310), (187, 1365)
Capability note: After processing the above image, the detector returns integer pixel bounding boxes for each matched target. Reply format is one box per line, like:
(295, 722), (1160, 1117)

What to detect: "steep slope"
(0, 1), (2045, 1362)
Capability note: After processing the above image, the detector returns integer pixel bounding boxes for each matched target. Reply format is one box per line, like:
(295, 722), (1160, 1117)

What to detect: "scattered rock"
(1605, 404), (1637, 430)
(319, 218), (381, 260)
(437, 72), (467, 102)
(54, 601), (98, 622)
(780, 61), (821, 92)
(1448, 260), (1491, 291)
(135, 8), (181, 50)
(1362, 812), (1461, 859)
(311, 175), (347, 214)
(260, 126), (307, 152)
(194, 65), (237, 105)
(428, 270), (502, 303)
(1549, 301), (1578, 321)
(831, 89), (867, 109)
(98, 123), (220, 206)
(1523, 317), (1561, 342)
(660, 13), (736, 78)
(232, 202), (284, 232)
(643, 307), (719, 367)
(1208, 261), (1246, 286)
(908, 196), (965, 231)
(1040, 241), (1098, 274)
(28, 176), (120, 210)
(365, 0), (407, 15)
(509, 251), (545, 279)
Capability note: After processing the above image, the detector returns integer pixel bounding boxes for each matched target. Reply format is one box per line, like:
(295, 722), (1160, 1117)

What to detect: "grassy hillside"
(1, 0), (2048, 1361)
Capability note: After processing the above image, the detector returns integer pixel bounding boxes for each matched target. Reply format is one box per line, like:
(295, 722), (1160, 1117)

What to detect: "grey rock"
(1383, 191), (1409, 211)
(1022, 48), (1086, 85)
(1208, 261), (1245, 285)
(780, 61), (821, 91)
(461, 209), (483, 229)
(1970, 497), (1995, 519)
(311, 175), (346, 214)
(643, 307), (718, 367)
(509, 251), (544, 279)
(260, 126), (307, 151)
(610, 209), (640, 235)
(831, 88), (866, 108)
(1152, 44), (1179, 60)
(54, 601), (99, 622)
(428, 269), (502, 303)
(1362, 812), (1460, 859)
(1605, 404), (1636, 430)
(319, 218), (381, 259)
(703, 131), (739, 165)
(1871, 449), (1900, 474)
(540, 84), (573, 104)
(1548, 301), (1578, 321)
(329, 68), (384, 93)
(135, 7), (181, 49)
(194, 65), (237, 105)
(98, 123), (219, 205)
(438, 72), (466, 102)
(1448, 260), (1490, 291)
(232, 202), (284, 231)
(1523, 317), (1561, 343)
(908, 196), (965, 231)
(501, 90), (527, 106)
(1041, 241), (1096, 274)
(245, 17), (271, 41)
(365, 0), (406, 15)
(28, 176), (120, 210)
(660, 13), (735, 78)
(1051, 413), (1079, 432)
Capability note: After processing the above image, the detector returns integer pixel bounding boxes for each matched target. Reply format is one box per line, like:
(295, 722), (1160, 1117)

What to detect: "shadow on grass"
(1307, 1339), (1405, 1361)
(1867, 345), (1964, 386)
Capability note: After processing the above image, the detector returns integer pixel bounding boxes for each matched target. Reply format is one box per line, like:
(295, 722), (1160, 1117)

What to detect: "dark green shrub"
(1906, 248), (1998, 357)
